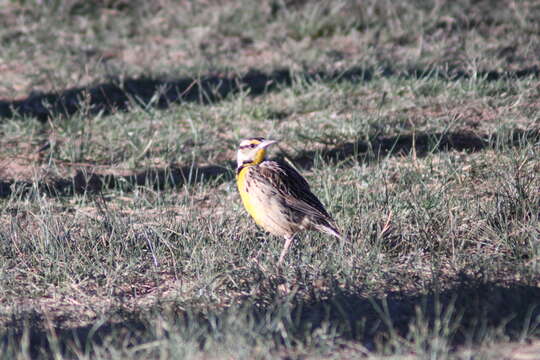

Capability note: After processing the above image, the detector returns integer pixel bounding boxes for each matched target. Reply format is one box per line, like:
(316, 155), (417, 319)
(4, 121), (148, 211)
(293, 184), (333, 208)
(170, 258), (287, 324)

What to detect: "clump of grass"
(1, 0), (540, 358)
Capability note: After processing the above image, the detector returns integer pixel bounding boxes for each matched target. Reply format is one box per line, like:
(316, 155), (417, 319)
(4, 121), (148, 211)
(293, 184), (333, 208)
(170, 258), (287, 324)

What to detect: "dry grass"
(0, 0), (539, 359)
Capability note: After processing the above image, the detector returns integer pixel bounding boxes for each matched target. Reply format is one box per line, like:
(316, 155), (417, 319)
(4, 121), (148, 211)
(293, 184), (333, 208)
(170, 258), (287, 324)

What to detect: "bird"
(235, 137), (343, 265)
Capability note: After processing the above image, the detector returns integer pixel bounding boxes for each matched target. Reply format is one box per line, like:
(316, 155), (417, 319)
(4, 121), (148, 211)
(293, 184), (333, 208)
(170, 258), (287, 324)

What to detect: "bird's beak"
(258, 139), (279, 149)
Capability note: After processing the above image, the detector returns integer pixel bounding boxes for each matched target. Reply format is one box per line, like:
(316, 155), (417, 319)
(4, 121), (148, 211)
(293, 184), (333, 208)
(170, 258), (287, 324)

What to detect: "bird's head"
(236, 137), (278, 169)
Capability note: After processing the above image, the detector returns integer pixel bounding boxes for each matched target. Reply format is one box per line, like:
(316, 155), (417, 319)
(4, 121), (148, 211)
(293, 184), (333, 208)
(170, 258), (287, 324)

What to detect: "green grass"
(1, 0), (540, 359)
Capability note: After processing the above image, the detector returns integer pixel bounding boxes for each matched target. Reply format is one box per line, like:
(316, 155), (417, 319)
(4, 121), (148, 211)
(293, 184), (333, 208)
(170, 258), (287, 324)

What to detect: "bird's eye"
(249, 143), (256, 148)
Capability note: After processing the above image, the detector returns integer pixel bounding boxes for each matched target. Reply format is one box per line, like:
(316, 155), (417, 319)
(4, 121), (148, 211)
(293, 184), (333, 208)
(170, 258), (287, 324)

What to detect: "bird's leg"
(278, 235), (294, 265)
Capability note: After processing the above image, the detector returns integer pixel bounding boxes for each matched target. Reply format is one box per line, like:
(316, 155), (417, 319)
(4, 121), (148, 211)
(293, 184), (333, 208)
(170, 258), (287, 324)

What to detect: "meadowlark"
(236, 137), (342, 265)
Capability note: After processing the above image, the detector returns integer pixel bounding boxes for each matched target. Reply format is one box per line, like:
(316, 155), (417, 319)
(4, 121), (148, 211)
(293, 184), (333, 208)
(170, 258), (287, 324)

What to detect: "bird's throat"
(252, 148), (266, 165)
(236, 149), (266, 174)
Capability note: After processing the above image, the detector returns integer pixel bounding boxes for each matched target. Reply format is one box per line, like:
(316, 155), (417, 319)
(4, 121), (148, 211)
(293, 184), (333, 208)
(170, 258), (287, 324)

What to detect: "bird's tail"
(318, 221), (347, 242)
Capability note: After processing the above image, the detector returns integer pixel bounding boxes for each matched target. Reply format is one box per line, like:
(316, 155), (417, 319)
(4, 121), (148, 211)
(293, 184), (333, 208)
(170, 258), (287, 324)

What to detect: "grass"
(1, 0), (540, 358)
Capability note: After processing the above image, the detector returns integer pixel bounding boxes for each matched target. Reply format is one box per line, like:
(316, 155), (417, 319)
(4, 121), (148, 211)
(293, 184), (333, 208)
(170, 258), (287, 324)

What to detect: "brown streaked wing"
(256, 161), (333, 221)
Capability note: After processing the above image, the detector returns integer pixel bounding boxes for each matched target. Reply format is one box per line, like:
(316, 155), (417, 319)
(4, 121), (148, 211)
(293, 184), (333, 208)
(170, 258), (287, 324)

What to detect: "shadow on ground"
(2, 275), (539, 357)
(1, 127), (539, 199)
(0, 163), (231, 198)
(1, 66), (538, 122)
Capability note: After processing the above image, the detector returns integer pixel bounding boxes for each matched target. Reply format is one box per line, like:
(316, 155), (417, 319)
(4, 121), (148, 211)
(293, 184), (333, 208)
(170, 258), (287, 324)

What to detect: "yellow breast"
(237, 166), (266, 227)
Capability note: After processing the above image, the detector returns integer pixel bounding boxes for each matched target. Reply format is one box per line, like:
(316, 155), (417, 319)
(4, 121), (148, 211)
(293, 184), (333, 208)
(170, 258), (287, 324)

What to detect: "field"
(0, 0), (539, 358)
